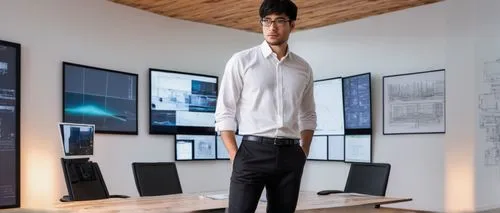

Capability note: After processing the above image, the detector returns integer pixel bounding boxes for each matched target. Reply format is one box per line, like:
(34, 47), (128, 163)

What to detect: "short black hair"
(259, 0), (298, 21)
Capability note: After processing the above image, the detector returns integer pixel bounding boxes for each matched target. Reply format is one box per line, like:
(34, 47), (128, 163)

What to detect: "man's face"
(261, 13), (295, 46)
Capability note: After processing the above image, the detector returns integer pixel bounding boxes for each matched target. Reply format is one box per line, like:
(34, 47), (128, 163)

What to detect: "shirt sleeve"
(299, 65), (317, 132)
(215, 54), (243, 132)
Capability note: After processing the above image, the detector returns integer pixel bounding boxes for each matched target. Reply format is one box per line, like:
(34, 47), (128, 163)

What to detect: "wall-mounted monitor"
(0, 39), (20, 208)
(328, 135), (344, 161)
(307, 136), (328, 161)
(175, 134), (216, 161)
(58, 123), (95, 157)
(313, 78), (344, 135)
(63, 62), (138, 134)
(175, 139), (193, 161)
(344, 135), (371, 163)
(342, 73), (372, 135)
(216, 134), (243, 160)
(150, 69), (218, 135)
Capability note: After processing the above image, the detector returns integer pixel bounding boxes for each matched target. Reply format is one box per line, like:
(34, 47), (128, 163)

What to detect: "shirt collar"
(260, 41), (273, 58)
(260, 41), (292, 60)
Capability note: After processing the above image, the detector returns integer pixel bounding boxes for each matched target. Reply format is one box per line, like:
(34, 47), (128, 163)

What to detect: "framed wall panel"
(342, 73), (372, 135)
(344, 135), (371, 163)
(63, 62), (138, 134)
(149, 69), (218, 135)
(0, 39), (21, 209)
(383, 69), (445, 134)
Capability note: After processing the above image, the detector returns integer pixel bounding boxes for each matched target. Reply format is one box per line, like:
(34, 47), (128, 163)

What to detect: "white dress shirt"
(215, 41), (317, 139)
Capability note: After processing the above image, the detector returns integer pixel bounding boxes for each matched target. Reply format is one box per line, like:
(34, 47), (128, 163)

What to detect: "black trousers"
(228, 139), (307, 213)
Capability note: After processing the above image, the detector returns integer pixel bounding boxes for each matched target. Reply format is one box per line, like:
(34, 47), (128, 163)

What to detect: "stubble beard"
(266, 39), (286, 46)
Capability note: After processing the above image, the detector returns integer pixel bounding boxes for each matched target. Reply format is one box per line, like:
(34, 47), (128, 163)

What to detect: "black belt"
(242, 135), (300, 146)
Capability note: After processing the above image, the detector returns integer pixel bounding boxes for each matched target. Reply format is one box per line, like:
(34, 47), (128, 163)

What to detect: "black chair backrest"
(61, 158), (110, 201)
(344, 163), (391, 196)
(132, 162), (182, 196)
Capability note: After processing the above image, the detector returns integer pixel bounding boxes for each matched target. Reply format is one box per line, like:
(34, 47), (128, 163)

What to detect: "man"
(215, 0), (316, 212)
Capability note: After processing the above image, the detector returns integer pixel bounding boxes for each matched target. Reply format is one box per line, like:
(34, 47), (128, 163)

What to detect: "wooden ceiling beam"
(109, 0), (442, 33)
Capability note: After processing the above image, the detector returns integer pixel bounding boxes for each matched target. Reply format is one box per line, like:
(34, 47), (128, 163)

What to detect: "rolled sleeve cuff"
(299, 121), (317, 132)
(215, 120), (238, 132)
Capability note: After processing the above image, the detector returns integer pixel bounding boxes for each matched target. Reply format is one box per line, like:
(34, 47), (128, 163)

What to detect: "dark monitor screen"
(345, 163), (390, 196)
(59, 123), (95, 156)
(0, 40), (20, 208)
(342, 73), (371, 134)
(132, 163), (182, 196)
(63, 62), (138, 134)
(150, 69), (218, 135)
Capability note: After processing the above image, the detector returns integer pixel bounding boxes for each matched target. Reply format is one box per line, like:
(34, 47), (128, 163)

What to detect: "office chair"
(317, 162), (391, 206)
(60, 158), (129, 202)
(132, 162), (183, 196)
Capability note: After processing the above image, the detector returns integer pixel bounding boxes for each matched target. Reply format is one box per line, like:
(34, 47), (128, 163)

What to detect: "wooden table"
(47, 191), (412, 213)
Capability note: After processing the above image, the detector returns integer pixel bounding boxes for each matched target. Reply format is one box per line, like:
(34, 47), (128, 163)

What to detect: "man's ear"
(290, 21), (296, 31)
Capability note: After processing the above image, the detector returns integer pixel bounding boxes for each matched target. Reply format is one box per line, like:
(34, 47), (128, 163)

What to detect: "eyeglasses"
(260, 18), (291, 27)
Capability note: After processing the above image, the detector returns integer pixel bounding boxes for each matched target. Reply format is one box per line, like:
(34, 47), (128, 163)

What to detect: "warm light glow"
(445, 145), (475, 212)
(21, 140), (64, 208)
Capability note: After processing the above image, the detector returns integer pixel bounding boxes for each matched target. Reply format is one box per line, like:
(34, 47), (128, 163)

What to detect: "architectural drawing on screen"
(383, 70), (445, 134)
(479, 58), (500, 166)
(194, 138), (215, 159)
(343, 74), (371, 129)
(197, 141), (213, 154)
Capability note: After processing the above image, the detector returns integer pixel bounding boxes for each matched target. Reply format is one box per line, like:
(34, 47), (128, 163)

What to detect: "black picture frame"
(383, 69), (446, 135)
(0, 39), (21, 209)
(149, 68), (218, 135)
(62, 62), (139, 135)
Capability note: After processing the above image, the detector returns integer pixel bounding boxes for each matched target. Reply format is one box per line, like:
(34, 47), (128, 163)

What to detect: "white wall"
(290, 2), (448, 212)
(473, 0), (500, 211)
(0, 0), (261, 208)
(444, 0), (477, 212)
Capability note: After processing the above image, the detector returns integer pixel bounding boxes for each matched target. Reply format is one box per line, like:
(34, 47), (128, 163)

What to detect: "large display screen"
(0, 40), (20, 208)
(343, 73), (372, 134)
(63, 62), (138, 134)
(150, 69), (217, 134)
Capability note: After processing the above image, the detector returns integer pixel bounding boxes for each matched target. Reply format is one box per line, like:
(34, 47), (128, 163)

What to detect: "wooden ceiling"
(109, 0), (442, 33)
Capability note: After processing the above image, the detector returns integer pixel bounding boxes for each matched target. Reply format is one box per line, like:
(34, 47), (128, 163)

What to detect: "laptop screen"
(59, 123), (95, 156)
